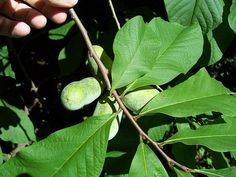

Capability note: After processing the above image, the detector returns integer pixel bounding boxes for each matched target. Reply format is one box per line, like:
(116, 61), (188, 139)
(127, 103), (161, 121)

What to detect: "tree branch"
(69, 8), (191, 173)
(108, 0), (121, 30)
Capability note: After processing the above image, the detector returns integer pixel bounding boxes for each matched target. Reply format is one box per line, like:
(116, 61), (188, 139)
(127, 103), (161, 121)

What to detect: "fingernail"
(11, 22), (31, 38)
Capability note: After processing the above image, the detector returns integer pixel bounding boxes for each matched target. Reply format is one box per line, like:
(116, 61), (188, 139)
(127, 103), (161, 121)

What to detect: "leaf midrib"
(190, 0), (199, 24)
(134, 22), (197, 87)
(114, 18), (194, 89)
(141, 92), (230, 115)
(141, 143), (148, 177)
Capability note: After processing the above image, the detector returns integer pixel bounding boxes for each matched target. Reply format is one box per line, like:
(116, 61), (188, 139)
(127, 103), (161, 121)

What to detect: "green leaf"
(140, 68), (236, 117)
(194, 167), (236, 177)
(164, 118), (236, 152)
(48, 20), (75, 40)
(228, 0), (236, 33)
(206, 31), (222, 65)
(129, 143), (168, 177)
(176, 121), (191, 131)
(0, 45), (15, 79)
(111, 16), (203, 91)
(174, 168), (194, 177)
(0, 101), (36, 143)
(164, 0), (224, 34)
(148, 124), (170, 141)
(0, 115), (115, 177)
(164, 0), (224, 66)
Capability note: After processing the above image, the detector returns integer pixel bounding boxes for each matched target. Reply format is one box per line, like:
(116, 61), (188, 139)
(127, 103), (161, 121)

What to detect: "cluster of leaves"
(1, 0), (236, 176)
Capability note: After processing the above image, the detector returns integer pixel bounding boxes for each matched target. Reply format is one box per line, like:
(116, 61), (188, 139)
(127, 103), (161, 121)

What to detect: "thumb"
(43, 0), (78, 8)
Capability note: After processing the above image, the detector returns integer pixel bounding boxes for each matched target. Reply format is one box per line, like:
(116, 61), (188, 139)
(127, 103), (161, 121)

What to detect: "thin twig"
(108, 0), (121, 30)
(69, 8), (191, 172)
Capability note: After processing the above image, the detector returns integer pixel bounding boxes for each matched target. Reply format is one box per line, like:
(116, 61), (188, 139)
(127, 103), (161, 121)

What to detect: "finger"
(1, 0), (47, 29)
(0, 15), (31, 37)
(22, 0), (68, 24)
(43, 0), (78, 8)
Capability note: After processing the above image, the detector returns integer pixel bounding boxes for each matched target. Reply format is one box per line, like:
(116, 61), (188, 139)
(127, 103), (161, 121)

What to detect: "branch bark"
(108, 0), (121, 30)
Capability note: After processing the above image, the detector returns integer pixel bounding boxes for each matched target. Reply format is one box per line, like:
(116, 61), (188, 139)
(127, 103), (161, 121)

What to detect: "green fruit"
(93, 96), (122, 140)
(87, 45), (113, 75)
(61, 77), (102, 111)
(122, 86), (160, 113)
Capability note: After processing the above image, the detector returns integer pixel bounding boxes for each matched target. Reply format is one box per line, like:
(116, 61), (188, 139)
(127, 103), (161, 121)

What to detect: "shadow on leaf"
(0, 106), (20, 131)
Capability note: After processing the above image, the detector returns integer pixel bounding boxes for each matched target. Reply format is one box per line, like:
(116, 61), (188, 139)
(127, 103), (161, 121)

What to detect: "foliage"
(0, 115), (114, 177)
(0, 0), (236, 177)
(129, 143), (168, 177)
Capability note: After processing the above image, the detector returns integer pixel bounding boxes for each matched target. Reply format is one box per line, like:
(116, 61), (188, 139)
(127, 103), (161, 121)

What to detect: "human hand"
(0, 0), (78, 38)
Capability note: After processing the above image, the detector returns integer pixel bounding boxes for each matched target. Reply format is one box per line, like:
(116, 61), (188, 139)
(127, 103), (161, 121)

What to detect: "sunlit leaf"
(176, 121), (191, 131)
(111, 16), (203, 91)
(148, 124), (170, 142)
(194, 167), (236, 177)
(228, 0), (236, 33)
(0, 101), (36, 143)
(0, 115), (115, 177)
(164, 118), (236, 152)
(129, 143), (168, 177)
(164, 0), (224, 33)
(140, 68), (236, 117)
